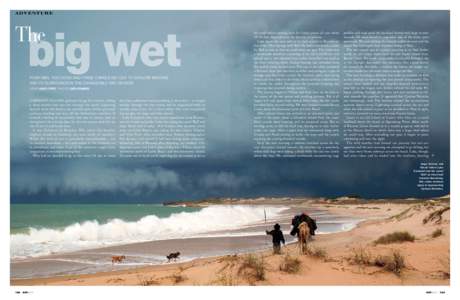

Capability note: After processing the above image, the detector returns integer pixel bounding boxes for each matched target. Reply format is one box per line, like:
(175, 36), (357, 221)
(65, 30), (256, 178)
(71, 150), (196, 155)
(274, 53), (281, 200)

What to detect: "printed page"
(6, 6), (454, 299)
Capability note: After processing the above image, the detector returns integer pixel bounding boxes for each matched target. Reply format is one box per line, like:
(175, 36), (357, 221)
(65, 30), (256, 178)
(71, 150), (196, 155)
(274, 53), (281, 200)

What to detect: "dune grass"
(137, 275), (159, 286)
(374, 251), (406, 276)
(238, 254), (266, 282)
(388, 208), (412, 221)
(172, 273), (186, 284)
(431, 228), (443, 238)
(423, 206), (450, 224)
(214, 272), (236, 285)
(350, 247), (372, 266)
(304, 245), (327, 258)
(279, 255), (301, 274)
(374, 231), (415, 245)
(349, 247), (406, 276)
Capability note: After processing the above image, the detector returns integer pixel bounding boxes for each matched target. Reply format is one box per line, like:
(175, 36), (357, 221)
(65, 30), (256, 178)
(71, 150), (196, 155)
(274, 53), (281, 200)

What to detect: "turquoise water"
(10, 204), (200, 234)
(11, 205), (289, 259)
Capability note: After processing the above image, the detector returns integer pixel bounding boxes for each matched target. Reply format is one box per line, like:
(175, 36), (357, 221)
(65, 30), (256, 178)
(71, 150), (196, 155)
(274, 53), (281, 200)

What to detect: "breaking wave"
(11, 205), (288, 258)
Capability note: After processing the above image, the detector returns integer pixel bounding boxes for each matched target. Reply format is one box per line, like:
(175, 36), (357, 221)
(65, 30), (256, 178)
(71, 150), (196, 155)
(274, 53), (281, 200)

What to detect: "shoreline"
(10, 205), (333, 279)
(11, 197), (450, 285)
(10, 204), (293, 265)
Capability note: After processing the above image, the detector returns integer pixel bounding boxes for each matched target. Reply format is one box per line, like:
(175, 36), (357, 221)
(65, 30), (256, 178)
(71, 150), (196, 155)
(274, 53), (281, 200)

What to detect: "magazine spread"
(9, 10), (450, 289)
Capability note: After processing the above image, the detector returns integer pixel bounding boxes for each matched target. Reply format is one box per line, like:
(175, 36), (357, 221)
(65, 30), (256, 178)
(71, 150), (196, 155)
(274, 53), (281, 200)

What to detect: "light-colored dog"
(111, 255), (126, 264)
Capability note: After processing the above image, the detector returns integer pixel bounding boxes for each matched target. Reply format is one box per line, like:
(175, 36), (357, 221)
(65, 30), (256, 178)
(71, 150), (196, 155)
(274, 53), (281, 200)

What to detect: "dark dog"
(166, 252), (180, 262)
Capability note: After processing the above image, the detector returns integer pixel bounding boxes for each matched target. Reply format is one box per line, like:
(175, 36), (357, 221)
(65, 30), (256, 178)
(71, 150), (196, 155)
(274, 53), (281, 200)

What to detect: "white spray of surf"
(11, 205), (288, 258)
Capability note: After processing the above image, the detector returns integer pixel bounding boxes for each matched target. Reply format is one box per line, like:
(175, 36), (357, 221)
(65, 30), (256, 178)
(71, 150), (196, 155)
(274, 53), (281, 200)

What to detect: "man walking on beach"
(266, 223), (285, 254)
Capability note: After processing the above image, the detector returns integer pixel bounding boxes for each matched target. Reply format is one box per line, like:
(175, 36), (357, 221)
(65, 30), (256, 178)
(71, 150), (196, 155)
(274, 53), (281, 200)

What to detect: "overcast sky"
(10, 11), (450, 203)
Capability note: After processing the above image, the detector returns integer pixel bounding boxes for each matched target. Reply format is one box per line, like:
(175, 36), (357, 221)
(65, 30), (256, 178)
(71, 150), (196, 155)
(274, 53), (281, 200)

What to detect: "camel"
(297, 221), (311, 254)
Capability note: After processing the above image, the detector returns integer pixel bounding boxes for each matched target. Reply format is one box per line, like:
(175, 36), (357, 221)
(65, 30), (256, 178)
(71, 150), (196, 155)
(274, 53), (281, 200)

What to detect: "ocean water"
(10, 204), (364, 279)
(11, 204), (200, 234)
(10, 204), (288, 259)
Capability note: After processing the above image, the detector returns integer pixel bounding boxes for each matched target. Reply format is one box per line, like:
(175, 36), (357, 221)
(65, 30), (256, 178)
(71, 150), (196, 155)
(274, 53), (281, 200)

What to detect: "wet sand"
(9, 206), (320, 279)
(11, 198), (450, 285)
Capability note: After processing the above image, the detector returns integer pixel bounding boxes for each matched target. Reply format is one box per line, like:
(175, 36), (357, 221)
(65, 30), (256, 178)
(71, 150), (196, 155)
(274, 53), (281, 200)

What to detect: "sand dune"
(11, 198), (450, 286)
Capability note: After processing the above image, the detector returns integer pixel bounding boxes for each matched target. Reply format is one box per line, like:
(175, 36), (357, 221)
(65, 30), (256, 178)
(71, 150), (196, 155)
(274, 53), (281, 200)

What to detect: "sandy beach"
(11, 196), (450, 286)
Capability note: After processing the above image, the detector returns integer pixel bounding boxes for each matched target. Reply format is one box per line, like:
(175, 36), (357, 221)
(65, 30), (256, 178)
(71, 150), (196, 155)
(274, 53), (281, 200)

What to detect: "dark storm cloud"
(10, 155), (442, 203)
(12, 163), (180, 196)
(222, 11), (450, 153)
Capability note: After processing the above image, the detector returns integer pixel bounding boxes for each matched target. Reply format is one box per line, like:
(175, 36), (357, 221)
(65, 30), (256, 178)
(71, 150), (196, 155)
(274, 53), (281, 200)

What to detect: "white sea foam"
(11, 205), (288, 258)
